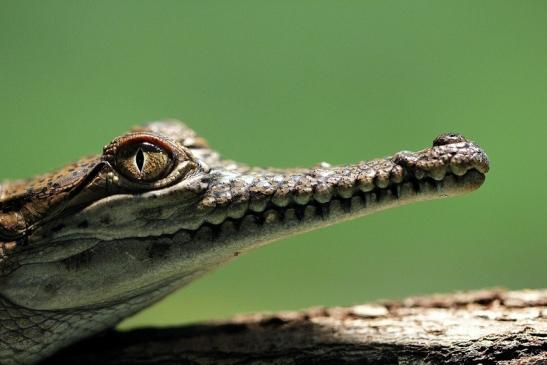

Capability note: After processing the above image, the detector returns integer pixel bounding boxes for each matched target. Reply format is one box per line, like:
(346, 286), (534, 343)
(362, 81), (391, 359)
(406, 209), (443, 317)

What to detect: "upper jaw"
(198, 134), (489, 225)
(24, 133), (488, 249)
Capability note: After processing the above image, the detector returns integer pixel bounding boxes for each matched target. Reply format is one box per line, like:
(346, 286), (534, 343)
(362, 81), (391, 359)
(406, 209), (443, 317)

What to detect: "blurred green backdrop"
(1, 1), (545, 329)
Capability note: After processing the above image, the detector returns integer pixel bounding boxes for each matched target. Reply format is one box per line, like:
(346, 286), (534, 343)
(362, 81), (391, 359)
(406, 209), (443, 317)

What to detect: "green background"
(1, 1), (545, 329)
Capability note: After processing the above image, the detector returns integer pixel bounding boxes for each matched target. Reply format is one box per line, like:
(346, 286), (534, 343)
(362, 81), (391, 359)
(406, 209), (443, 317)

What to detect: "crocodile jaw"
(1, 135), (488, 311)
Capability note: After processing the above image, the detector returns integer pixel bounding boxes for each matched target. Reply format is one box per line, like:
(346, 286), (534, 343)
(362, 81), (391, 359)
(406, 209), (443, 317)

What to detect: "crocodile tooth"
(271, 192), (290, 207)
(246, 178), (272, 212)
(249, 198), (268, 213)
(390, 165), (404, 184)
(271, 177), (291, 207)
(313, 183), (333, 204)
(357, 170), (375, 192)
(375, 170), (390, 189)
(293, 190), (312, 205)
(227, 201), (248, 219)
(207, 207), (227, 225)
(449, 163), (467, 176)
(293, 176), (313, 205)
(336, 176), (355, 199)
(429, 167), (446, 181)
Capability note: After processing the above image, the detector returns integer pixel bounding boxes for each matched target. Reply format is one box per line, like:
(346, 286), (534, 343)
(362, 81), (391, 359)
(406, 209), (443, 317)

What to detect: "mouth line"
(193, 169), (486, 237)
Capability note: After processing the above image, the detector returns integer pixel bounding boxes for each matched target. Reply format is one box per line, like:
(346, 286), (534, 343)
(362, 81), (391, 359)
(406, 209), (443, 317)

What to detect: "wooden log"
(42, 288), (547, 365)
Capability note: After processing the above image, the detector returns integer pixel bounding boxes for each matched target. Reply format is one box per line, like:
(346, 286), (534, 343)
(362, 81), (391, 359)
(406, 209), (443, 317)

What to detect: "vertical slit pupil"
(135, 148), (145, 172)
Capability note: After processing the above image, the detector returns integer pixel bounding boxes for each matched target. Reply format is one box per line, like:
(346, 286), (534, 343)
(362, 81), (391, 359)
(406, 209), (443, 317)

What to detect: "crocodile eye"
(115, 142), (174, 182)
(103, 132), (204, 191)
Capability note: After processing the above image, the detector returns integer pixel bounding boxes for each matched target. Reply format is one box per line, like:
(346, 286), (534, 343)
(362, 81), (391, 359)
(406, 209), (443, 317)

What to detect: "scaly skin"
(0, 121), (489, 365)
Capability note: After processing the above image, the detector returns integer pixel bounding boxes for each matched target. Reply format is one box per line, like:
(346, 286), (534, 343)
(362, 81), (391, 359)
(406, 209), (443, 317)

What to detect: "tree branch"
(43, 289), (547, 365)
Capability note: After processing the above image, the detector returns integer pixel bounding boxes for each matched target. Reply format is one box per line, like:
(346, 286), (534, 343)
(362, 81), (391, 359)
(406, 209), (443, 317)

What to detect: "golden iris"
(115, 142), (173, 182)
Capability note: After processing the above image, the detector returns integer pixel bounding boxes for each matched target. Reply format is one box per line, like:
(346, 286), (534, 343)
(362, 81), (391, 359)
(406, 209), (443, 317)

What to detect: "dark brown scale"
(0, 156), (102, 241)
(1, 157), (99, 204)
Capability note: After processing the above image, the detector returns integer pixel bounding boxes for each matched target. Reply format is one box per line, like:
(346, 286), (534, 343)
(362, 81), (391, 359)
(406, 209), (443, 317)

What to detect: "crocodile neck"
(0, 121), (489, 365)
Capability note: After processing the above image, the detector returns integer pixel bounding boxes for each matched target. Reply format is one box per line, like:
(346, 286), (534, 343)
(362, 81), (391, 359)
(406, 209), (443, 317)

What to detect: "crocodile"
(0, 120), (489, 364)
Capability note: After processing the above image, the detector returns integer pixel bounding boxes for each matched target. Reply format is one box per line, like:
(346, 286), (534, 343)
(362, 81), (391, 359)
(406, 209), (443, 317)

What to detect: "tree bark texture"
(42, 288), (546, 365)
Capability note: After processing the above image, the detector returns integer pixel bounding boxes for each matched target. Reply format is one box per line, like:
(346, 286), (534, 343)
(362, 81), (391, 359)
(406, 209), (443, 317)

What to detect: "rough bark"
(42, 289), (546, 365)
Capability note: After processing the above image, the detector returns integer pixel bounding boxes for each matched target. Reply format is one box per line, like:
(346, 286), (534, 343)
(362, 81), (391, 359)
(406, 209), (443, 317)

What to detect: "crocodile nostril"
(433, 133), (468, 147)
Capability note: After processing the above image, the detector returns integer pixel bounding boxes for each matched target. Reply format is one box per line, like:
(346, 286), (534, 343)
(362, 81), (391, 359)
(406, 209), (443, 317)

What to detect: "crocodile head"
(0, 121), (489, 364)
